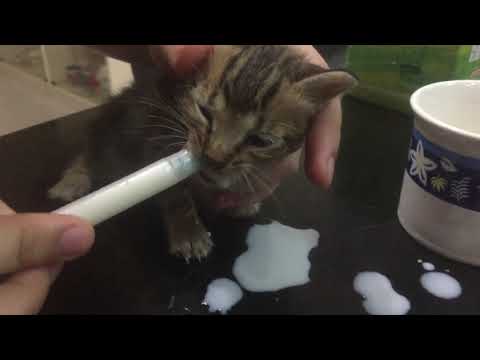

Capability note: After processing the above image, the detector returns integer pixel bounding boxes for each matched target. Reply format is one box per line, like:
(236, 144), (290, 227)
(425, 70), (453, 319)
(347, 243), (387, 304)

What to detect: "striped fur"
(186, 45), (357, 171)
(49, 45), (357, 261)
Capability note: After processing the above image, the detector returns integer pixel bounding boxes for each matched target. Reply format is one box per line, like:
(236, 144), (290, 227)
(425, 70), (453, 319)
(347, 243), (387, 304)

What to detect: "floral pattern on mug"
(407, 129), (480, 211)
(409, 140), (437, 186)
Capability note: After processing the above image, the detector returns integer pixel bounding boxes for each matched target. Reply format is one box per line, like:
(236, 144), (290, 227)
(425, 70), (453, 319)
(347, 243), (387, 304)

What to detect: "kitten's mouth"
(198, 171), (219, 186)
(195, 171), (261, 210)
(195, 171), (248, 209)
(215, 191), (246, 209)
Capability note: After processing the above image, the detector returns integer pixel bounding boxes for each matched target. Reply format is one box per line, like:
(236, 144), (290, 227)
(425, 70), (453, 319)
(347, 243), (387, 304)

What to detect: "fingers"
(305, 99), (342, 189)
(0, 264), (62, 314)
(150, 45), (213, 77)
(0, 213), (94, 275)
(289, 45), (343, 189)
(0, 200), (15, 215)
(0, 201), (82, 314)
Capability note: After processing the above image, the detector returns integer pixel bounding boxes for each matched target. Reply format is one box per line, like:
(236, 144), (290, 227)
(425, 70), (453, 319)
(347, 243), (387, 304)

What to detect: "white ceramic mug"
(398, 80), (480, 266)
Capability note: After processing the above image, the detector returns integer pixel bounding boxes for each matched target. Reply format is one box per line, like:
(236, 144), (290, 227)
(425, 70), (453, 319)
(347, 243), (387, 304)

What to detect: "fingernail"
(59, 226), (93, 260)
(327, 157), (336, 187)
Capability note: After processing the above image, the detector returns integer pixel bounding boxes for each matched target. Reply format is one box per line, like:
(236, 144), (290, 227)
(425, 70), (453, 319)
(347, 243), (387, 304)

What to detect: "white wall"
(106, 57), (134, 95)
(42, 45), (77, 83)
(0, 45), (135, 99)
(0, 45), (38, 62)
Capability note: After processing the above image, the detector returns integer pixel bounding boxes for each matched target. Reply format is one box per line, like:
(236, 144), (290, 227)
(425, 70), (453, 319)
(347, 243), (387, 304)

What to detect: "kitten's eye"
(199, 104), (213, 127)
(246, 134), (276, 148)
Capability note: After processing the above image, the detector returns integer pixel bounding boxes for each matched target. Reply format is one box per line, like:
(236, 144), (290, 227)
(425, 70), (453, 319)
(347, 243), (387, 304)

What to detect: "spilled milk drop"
(353, 272), (411, 315)
(420, 272), (462, 299)
(202, 278), (243, 315)
(233, 221), (319, 292)
(422, 262), (435, 271)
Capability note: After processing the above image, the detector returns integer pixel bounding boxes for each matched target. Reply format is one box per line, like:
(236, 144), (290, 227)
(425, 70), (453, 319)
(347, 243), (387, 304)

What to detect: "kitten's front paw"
(48, 173), (91, 202)
(226, 202), (261, 219)
(169, 225), (214, 262)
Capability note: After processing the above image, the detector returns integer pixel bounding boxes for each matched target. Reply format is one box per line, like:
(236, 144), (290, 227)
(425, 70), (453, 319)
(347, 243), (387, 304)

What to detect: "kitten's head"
(173, 46), (357, 190)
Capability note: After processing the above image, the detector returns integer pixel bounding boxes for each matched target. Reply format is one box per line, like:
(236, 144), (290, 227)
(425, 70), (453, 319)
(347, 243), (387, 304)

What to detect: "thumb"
(0, 213), (95, 275)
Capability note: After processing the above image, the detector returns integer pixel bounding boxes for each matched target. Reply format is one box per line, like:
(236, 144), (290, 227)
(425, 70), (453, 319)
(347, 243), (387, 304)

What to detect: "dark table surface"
(1, 96), (479, 315)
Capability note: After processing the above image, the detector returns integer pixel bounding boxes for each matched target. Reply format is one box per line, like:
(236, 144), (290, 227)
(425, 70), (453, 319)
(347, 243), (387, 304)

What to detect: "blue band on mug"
(407, 129), (480, 212)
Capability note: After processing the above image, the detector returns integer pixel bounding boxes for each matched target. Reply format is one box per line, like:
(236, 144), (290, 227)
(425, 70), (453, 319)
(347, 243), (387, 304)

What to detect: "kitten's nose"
(203, 155), (224, 171)
(204, 142), (228, 170)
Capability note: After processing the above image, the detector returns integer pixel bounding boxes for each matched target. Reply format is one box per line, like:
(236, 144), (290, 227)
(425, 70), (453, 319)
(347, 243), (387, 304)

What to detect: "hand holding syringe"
(54, 150), (200, 225)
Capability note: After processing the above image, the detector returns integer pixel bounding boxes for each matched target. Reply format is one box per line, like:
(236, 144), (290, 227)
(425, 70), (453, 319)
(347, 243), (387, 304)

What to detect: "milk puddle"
(353, 272), (411, 315)
(422, 262), (435, 271)
(202, 278), (243, 315)
(232, 221), (319, 292)
(203, 221), (319, 314)
(417, 260), (462, 299)
(420, 272), (462, 299)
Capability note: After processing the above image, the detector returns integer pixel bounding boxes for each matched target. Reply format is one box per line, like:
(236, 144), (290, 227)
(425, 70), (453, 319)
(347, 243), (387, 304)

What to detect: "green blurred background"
(345, 45), (480, 114)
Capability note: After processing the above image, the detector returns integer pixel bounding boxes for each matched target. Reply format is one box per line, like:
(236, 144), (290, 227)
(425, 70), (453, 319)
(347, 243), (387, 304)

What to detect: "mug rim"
(410, 80), (480, 142)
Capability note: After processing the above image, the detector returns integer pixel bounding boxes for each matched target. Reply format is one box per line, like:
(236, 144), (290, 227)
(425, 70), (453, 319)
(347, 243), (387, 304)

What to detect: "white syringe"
(54, 150), (200, 225)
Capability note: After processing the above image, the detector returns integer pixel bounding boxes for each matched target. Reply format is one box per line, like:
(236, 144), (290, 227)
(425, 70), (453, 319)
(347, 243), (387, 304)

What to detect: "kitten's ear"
(295, 69), (358, 105)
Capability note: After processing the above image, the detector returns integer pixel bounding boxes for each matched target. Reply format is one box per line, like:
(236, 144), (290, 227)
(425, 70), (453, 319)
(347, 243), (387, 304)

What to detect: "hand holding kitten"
(93, 44), (342, 192)
(84, 45), (354, 260)
(148, 45), (343, 201)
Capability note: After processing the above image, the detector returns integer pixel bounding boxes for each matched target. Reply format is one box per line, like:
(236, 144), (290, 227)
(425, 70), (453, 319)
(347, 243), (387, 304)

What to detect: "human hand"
(0, 200), (94, 314)
(289, 45), (343, 189)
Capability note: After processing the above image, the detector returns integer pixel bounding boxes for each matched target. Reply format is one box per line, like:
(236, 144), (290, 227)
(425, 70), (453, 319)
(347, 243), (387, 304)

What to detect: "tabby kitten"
(48, 45), (357, 261)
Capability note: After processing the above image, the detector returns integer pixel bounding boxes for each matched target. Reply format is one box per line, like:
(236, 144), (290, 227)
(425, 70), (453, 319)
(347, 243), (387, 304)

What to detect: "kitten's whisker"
(190, 130), (202, 151)
(241, 170), (256, 195)
(240, 164), (272, 183)
(252, 168), (279, 198)
(135, 95), (177, 110)
(244, 167), (274, 194)
(244, 166), (284, 216)
(138, 102), (183, 121)
(164, 142), (187, 151)
(147, 110), (182, 121)
(147, 114), (188, 130)
(243, 169), (285, 217)
(137, 96), (184, 118)
(117, 93), (182, 118)
(135, 99), (169, 111)
(155, 116), (190, 134)
(142, 124), (186, 136)
(147, 134), (187, 142)
(147, 113), (180, 122)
